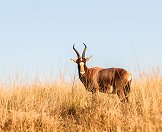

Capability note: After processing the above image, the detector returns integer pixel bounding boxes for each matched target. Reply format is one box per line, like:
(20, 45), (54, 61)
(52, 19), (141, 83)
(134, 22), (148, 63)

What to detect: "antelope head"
(71, 43), (92, 76)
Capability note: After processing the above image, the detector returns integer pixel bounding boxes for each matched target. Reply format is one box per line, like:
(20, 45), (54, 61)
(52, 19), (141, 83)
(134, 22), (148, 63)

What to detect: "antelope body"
(71, 44), (132, 102)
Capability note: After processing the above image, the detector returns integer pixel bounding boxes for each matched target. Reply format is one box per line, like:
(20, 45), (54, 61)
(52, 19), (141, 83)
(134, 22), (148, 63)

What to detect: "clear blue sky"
(0, 0), (162, 80)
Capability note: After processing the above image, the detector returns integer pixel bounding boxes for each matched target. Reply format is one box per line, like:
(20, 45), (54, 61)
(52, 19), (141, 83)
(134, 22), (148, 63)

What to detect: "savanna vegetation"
(0, 70), (161, 132)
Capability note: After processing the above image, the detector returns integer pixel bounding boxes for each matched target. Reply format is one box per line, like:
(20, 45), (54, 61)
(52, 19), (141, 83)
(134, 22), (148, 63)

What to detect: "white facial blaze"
(79, 62), (85, 75)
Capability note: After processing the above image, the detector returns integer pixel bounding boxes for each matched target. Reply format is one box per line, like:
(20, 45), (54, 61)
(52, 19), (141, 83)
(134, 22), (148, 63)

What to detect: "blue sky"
(0, 0), (162, 80)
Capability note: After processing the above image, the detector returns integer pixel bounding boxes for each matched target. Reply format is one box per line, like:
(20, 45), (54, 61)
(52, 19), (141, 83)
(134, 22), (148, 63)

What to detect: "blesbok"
(71, 43), (132, 102)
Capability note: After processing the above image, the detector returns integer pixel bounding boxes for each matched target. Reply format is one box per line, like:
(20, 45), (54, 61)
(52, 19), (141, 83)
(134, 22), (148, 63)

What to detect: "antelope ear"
(86, 55), (92, 61)
(70, 58), (77, 63)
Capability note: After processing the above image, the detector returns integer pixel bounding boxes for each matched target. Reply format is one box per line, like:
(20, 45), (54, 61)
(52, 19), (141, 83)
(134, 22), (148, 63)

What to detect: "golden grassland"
(0, 71), (161, 132)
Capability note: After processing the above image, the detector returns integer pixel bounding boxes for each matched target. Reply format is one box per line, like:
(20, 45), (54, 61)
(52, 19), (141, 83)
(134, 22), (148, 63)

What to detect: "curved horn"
(82, 43), (87, 58)
(73, 44), (80, 58)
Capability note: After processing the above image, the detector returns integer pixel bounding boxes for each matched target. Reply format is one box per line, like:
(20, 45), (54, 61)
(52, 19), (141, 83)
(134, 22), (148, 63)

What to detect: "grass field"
(0, 71), (161, 132)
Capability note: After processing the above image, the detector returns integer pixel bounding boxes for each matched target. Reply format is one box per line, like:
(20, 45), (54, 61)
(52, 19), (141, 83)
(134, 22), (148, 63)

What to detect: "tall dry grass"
(0, 71), (161, 132)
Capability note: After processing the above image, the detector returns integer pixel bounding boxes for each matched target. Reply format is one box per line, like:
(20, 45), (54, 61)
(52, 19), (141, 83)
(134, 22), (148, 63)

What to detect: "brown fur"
(72, 44), (132, 102)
